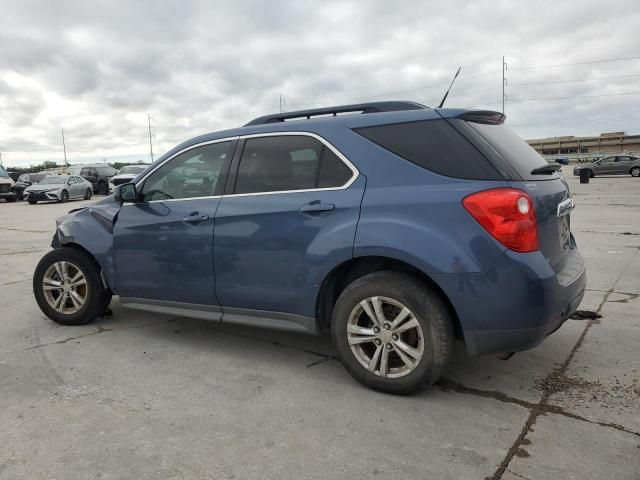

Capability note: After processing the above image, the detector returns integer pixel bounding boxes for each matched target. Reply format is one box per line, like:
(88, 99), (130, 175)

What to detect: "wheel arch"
(315, 255), (463, 340)
(57, 242), (112, 292)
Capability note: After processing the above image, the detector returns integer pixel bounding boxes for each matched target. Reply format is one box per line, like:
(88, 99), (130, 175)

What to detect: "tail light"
(463, 188), (539, 253)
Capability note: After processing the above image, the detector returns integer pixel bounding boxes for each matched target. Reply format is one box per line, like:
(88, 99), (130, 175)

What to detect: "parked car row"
(1, 164), (148, 204)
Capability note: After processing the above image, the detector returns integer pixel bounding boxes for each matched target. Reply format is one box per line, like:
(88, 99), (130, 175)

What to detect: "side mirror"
(114, 183), (138, 204)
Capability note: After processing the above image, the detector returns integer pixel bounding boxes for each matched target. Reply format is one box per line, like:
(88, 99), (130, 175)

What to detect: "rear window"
(466, 122), (555, 181)
(354, 120), (502, 180)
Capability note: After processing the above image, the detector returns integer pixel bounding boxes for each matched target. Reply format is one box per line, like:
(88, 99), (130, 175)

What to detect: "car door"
(595, 156), (615, 174)
(613, 156), (631, 174)
(113, 139), (235, 307)
(70, 176), (82, 197)
(213, 133), (364, 321)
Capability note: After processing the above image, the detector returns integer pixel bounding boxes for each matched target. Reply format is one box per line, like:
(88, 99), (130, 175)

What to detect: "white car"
(0, 166), (17, 202)
(24, 175), (94, 204)
(110, 165), (148, 188)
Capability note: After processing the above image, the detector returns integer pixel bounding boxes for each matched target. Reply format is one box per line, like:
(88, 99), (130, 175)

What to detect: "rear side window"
(354, 120), (501, 180)
(466, 122), (554, 181)
(234, 135), (353, 194)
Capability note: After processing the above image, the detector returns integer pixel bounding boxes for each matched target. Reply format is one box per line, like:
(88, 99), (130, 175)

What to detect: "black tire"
(98, 182), (108, 195)
(331, 271), (454, 395)
(33, 247), (108, 326)
(5, 195), (16, 203)
(60, 190), (69, 203)
(84, 188), (93, 200)
(587, 169), (594, 178)
(631, 167), (640, 177)
(28, 199), (37, 205)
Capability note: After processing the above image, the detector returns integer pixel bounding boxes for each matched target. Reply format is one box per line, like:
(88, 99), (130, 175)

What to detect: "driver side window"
(141, 141), (233, 202)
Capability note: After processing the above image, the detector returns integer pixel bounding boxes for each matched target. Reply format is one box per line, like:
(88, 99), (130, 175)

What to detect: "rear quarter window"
(465, 122), (556, 181)
(354, 119), (502, 180)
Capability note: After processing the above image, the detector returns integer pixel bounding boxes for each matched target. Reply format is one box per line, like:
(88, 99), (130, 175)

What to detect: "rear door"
(613, 156), (632, 174)
(213, 133), (363, 318)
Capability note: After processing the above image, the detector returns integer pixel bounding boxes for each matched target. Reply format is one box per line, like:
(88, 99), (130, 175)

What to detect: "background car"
(14, 172), (49, 200)
(111, 165), (147, 187)
(68, 164), (117, 194)
(573, 155), (640, 177)
(24, 175), (93, 204)
(0, 166), (17, 202)
(7, 171), (21, 182)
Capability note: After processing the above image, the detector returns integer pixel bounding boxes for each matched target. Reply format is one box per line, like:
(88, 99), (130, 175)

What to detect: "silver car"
(24, 175), (94, 204)
(573, 155), (640, 178)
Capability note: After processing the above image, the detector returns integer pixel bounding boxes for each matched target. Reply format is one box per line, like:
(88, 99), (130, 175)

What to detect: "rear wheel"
(28, 199), (37, 205)
(98, 182), (108, 195)
(331, 271), (454, 394)
(84, 188), (93, 200)
(33, 247), (109, 325)
(60, 190), (69, 203)
(631, 167), (640, 177)
(5, 196), (16, 203)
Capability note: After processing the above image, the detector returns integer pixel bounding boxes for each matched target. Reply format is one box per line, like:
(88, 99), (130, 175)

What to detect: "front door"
(214, 134), (364, 319)
(113, 140), (235, 306)
(595, 156), (616, 174)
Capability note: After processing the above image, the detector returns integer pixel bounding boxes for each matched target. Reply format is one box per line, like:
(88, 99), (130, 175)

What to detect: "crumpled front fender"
(53, 196), (121, 292)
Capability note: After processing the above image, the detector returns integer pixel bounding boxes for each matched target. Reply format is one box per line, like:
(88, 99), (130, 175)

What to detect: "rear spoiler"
(457, 110), (505, 125)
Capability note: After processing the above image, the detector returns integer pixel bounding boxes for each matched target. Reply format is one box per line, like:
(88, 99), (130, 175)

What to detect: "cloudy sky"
(1, 0), (639, 167)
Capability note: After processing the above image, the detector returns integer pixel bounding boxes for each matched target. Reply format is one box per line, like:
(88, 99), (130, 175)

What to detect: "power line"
(511, 73), (640, 86)
(509, 55), (640, 70)
(507, 90), (640, 103)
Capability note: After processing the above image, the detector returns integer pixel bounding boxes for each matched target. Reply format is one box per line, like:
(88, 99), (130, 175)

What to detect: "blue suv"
(33, 102), (586, 394)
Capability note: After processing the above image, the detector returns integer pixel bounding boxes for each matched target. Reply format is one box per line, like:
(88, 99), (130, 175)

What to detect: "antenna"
(437, 67), (461, 108)
(147, 113), (154, 162)
(61, 128), (68, 167)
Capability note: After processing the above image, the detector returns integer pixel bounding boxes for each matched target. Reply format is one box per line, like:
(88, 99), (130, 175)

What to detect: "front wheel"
(60, 190), (69, 203)
(98, 182), (108, 195)
(631, 167), (640, 177)
(33, 247), (109, 325)
(84, 188), (93, 200)
(28, 199), (37, 205)
(331, 271), (454, 395)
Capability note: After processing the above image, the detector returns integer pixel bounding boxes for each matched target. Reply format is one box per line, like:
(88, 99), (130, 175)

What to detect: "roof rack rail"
(244, 101), (428, 126)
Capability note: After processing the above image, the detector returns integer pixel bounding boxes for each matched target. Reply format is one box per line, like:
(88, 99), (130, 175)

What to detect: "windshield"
(119, 166), (146, 174)
(39, 176), (67, 185)
(32, 173), (47, 182)
(0, 166), (8, 177)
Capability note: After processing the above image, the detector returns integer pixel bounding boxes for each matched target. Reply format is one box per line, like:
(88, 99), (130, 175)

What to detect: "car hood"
(111, 173), (137, 181)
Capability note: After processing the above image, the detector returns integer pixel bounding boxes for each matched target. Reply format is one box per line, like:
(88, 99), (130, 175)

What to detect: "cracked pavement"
(1, 167), (639, 479)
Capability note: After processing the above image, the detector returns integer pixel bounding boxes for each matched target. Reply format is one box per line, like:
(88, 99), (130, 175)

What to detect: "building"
(527, 131), (640, 157)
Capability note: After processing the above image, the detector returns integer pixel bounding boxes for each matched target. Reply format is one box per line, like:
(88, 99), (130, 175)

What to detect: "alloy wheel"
(42, 261), (88, 314)
(347, 296), (424, 378)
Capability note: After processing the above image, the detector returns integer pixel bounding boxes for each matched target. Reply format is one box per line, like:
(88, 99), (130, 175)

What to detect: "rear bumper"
(433, 245), (587, 356)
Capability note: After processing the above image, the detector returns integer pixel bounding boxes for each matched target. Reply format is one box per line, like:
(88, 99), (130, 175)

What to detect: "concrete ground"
(1, 168), (639, 480)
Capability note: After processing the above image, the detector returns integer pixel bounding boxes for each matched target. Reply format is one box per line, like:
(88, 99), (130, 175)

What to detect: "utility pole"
(0, 145), (4, 167)
(279, 94), (284, 113)
(61, 128), (68, 167)
(147, 113), (154, 162)
(502, 56), (507, 114)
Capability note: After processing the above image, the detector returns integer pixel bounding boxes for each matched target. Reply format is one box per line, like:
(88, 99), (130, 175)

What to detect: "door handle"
(299, 201), (335, 214)
(182, 212), (209, 224)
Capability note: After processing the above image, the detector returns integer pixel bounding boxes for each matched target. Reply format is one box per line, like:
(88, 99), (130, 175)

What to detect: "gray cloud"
(1, 0), (640, 166)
